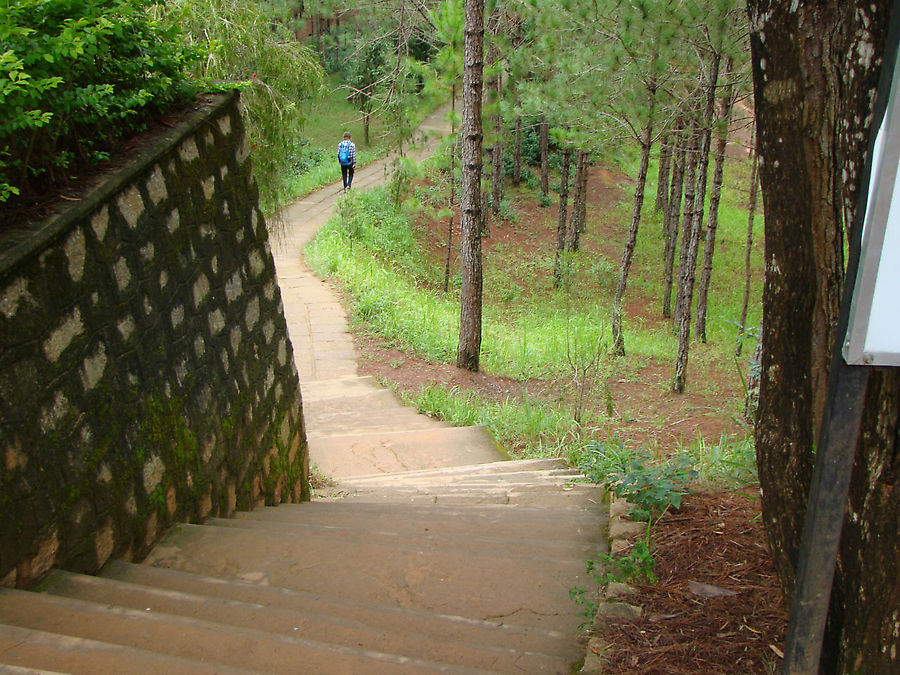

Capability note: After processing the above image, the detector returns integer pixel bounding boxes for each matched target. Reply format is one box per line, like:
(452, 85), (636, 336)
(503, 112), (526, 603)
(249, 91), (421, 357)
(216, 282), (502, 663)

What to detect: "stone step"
(0, 588), (479, 674)
(39, 571), (571, 674)
(331, 481), (604, 508)
(337, 469), (585, 491)
(308, 426), (505, 478)
(0, 622), (255, 675)
(141, 522), (592, 635)
(338, 457), (574, 483)
(302, 388), (402, 416)
(205, 515), (601, 560)
(101, 561), (575, 660)
(235, 500), (606, 544)
(300, 376), (385, 401)
(305, 407), (448, 434)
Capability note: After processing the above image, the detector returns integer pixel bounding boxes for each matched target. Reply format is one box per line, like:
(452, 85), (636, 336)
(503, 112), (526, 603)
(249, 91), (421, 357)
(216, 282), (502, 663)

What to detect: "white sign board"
(844, 43), (900, 367)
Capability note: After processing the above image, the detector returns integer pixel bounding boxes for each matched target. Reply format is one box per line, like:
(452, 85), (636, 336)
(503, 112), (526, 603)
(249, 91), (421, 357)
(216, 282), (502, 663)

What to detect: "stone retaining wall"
(0, 92), (308, 588)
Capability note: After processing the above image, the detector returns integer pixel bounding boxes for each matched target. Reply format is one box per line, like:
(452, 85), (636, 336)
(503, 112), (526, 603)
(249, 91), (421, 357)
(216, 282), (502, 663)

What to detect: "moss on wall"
(0, 93), (308, 588)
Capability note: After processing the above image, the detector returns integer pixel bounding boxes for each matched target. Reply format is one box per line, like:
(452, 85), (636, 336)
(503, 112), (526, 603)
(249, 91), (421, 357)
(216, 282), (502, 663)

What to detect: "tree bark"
(539, 114), (549, 199)
(492, 95), (503, 214)
(553, 147), (571, 287)
(695, 54), (734, 343)
(748, 1), (897, 670)
(735, 127), (758, 357)
(457, 0), (485, 372)
(673, 120), (700, 329)
(443, 147), (457, 294)
(655, 134), (672, 213)
(443, 86), (459, 294)
(567, 150), (586, 252)
(612, 107), (655, 357)
(673, 53), (719, 392)
(513, 115), (522, 186)
(662, 127), (686, 319)
(576, 150), (589, 235)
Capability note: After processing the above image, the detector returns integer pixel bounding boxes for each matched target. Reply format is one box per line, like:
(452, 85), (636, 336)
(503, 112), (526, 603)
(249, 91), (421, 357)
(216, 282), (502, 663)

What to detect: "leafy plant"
(156, 0), (325, 213)
(578, 443), (697, 521)
(1, 0), (201, 201)
(591, 538), (657, 586)
(610, 454), (697, 521)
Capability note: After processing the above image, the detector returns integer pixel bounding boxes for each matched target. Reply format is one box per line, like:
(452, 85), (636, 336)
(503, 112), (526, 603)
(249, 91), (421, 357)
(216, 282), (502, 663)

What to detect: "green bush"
(161, 0), (326, 212)
(0, 0), (201, 202)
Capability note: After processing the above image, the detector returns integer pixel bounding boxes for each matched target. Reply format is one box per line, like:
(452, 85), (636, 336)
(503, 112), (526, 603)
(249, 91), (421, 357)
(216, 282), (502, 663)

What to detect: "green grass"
(304, 131), (761, 488)
(400, 384), (600, 459)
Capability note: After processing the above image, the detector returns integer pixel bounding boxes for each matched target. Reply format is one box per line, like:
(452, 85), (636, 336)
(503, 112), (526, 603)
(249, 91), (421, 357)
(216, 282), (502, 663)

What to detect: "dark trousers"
(341, 164), (354, 189)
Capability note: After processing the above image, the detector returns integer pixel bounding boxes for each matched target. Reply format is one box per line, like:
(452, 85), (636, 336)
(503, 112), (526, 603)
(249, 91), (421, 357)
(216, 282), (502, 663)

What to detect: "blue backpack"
(338, 141), (351, 166)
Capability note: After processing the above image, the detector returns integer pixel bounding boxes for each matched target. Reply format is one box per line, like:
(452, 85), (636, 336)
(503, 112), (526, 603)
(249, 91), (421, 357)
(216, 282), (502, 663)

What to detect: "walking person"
(337, 131), (356, 191)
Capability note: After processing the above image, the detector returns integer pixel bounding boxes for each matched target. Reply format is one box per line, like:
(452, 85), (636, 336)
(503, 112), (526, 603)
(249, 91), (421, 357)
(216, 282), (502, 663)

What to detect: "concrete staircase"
(303, 375), (506, 478)
(0, 106), (607, 673)
(0, 458), (606, 673)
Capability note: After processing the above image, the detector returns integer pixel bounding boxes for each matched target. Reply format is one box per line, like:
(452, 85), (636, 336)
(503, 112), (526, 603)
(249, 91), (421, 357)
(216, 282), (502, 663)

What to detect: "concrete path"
(270, 106), (505, 479)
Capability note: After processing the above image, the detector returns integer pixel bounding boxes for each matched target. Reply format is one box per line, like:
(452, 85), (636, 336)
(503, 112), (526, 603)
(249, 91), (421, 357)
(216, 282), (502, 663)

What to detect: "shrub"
(0, 0), (201, 202)
(162, 0), (326, 212)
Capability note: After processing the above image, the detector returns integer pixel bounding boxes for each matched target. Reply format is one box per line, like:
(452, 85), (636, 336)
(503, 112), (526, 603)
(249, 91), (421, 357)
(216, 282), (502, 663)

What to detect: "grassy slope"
(300, 95), (761, 482)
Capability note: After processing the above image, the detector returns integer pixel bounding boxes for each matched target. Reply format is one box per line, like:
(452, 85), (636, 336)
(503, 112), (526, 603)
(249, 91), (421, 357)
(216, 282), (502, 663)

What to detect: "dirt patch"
(596, 489), (787, 674)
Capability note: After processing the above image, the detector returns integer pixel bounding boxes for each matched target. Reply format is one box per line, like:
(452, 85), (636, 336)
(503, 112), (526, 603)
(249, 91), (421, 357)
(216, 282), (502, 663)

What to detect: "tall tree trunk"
(612, 99), (656, 357)
(567, 150), (586, 252)
(554, 148), (571, 286)
(487, 24), (502, 216)
(457, 0), (485, 372)
(576, 150), (589, 235)
(443, 147), (457, 294)
(513, 115), (522, 186)
(674, 121), (700, 328)
(735, 126), (759, 356)
(492, 94), (503, 214)
(673, 52), (720, 392)
(655, 134), (672, 213)
(443, 85), (458, 294)
(662, 128), (687, 318)
(539, 114), (550, 200)
(748, 2), (897, 670)
(695, 54), (735, 343)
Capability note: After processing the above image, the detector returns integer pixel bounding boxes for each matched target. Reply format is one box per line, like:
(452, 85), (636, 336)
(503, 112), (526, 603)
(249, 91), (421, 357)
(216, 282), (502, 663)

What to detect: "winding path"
(270, 105), (505, 479)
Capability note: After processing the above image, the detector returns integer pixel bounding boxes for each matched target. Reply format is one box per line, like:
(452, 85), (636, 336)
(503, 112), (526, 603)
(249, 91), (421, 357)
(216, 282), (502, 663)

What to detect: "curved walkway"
(270, 106), (505, 479)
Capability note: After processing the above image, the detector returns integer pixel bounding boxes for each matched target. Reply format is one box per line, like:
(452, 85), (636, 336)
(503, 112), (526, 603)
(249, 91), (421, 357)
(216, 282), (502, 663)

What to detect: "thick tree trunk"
(655, 134), (672, 213)
(695, 55), (734, 343)
(735, 128), (758, 357)
(513, 115), (522, 186)
(673, 53), (719, 393)
(748, 1), (897, 670)
(567, 150), (586, 252)
(662, 128), (686, 319)
(457, 0), (485, 372)
(539, 114), (550, 199)
(553, 148), (571, 287)
(612, 111), (655, 357)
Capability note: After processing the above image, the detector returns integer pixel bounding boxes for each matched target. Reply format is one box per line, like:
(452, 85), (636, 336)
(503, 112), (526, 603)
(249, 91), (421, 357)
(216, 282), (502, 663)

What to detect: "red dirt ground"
(353, 160), (787, 673)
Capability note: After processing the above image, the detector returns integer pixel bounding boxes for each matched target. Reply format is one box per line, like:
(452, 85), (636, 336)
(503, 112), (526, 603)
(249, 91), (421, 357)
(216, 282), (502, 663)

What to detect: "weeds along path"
(269, 105), (508, 480)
